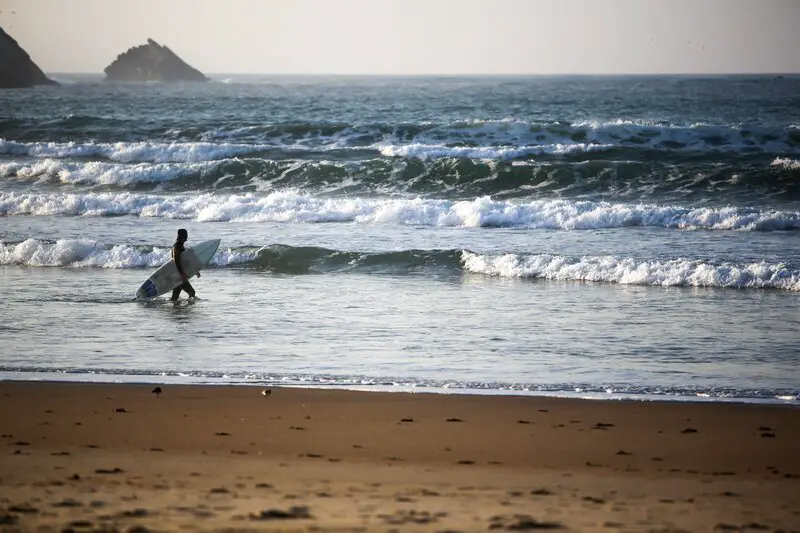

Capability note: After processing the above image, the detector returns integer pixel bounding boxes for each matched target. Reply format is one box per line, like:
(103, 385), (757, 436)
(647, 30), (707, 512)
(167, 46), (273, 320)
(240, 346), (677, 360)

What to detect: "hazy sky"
(2, 0), (798, 75)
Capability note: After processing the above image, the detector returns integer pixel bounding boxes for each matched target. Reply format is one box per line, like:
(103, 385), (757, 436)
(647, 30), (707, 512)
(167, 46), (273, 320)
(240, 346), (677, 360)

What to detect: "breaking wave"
(1, 191), (798, 231)
(3, 119), (800, 157)
(1, 239), (798, 291)
(462, 251), (800, 291)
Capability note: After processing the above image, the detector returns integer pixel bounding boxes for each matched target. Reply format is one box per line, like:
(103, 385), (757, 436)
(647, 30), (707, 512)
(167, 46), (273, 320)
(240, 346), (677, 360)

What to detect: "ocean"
(1, 74), (799, 403)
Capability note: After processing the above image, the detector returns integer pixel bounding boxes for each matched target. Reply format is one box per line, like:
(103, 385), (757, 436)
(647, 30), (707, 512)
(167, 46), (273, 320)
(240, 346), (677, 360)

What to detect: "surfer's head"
(177, 228), (188, 242)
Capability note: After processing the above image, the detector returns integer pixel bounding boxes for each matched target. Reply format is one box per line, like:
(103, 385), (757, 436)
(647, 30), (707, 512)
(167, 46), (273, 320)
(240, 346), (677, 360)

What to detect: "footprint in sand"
(583, 496), (605, 504)
(66, 520), (94, 529)
(52, 498), (83, 508)
(378, 509), (444, 525)
(8, 504), (38, 514)
(117, 508), (149, 518)
(489, 514), (562, 530)
(249, 506), (311, 520)
(94, 468), (124, 474)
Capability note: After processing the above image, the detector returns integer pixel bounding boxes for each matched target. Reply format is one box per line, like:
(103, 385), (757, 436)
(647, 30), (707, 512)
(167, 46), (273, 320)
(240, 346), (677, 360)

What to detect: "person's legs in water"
(183, 281), (196, 298)
(170, 281), (196, 301)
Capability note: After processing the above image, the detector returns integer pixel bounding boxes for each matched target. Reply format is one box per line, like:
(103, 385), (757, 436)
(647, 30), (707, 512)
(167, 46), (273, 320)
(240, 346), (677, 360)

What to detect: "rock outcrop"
(0, 26), (58, 88)
(104, 39), (208, 82)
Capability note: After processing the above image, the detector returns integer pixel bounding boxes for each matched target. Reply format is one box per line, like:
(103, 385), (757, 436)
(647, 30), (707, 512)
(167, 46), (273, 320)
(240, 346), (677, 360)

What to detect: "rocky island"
(104, 38), (208, 82)
(0, 26), (58, 88)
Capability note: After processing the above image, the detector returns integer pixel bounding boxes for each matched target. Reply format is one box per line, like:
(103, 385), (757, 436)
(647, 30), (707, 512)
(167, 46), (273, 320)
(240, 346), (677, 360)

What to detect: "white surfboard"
(136, 239), (220, 299)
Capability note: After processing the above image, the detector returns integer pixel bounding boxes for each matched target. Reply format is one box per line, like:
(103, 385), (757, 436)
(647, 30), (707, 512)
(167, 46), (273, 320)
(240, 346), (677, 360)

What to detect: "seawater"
(1, 75), (799, 403)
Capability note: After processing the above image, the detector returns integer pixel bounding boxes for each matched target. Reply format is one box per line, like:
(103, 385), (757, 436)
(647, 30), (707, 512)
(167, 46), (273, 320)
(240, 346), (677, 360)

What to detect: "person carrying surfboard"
(171, 228), (200, 301)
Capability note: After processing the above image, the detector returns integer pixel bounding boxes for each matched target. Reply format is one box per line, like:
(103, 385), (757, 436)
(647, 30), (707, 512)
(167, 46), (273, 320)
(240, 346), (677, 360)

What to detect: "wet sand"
(0, 382), (798, 532)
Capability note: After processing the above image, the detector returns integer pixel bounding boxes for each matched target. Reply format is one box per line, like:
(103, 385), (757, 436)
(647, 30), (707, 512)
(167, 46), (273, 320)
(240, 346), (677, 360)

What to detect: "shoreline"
(2, 375), (797, 406)
(1, 381), (799, 531)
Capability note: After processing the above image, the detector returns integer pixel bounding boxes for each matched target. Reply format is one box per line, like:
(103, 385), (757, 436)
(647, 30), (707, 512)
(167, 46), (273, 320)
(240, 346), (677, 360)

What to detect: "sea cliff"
(0, 26), (58, 88)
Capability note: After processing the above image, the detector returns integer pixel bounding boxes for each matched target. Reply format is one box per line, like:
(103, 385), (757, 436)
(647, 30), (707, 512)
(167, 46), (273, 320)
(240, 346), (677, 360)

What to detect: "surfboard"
(135, 239), (220, 299)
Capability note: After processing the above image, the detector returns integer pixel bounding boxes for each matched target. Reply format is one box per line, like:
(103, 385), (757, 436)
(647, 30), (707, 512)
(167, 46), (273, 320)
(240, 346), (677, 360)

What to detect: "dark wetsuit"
(171, 240), (196, 300)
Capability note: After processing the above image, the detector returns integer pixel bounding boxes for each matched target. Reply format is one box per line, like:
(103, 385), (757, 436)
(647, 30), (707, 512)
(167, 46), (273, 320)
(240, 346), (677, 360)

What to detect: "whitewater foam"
(0, 239), (255, 269)
(462, 251), (800, 291)
(0, 158), (218, 186)
(0, 239), (167, 268)
(377, 142), (611, 160)
(2, 117), (798, 167)
(2, 191), (799, 231)
(771, 157), (800, 170)
(377, 119), (800, 158)
(0, 139), (271, 163)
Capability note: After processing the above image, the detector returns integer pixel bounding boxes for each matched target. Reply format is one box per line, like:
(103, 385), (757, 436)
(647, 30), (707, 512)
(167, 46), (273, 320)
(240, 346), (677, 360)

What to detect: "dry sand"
(0, 382), (798, 532)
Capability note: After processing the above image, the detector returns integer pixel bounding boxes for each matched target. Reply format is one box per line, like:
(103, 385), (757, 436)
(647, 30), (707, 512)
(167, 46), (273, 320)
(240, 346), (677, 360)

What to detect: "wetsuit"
(171, 240), (196, 300)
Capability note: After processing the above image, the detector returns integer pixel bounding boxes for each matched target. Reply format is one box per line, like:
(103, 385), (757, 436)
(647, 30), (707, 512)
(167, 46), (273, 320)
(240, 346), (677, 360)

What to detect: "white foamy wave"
(377, 142), (610, 160)
(0, 239), (256, 268)
(0, 139), (270, 163)
(360, 196), (800, 231)
(568, 120), (798, 153)
(375, 119), (800, 157)
(771, 157), (800, 170)
(0, 239), (168, 268)
(2, 192), (799, 231)
(462, 252), (800, 291)
(0, 158), (217, 185)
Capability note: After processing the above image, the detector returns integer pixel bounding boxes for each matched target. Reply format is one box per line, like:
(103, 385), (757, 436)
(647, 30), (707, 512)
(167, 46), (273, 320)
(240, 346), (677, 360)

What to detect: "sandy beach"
(0, 382), (798, 532)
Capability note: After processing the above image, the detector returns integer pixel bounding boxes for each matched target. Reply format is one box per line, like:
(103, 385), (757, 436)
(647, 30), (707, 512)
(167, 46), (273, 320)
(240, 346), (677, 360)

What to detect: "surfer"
(171, 228), (199, 301)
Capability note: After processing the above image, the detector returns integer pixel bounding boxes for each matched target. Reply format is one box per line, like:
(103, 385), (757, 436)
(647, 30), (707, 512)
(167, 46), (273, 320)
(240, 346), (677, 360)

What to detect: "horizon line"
(47, 71), (800, 77)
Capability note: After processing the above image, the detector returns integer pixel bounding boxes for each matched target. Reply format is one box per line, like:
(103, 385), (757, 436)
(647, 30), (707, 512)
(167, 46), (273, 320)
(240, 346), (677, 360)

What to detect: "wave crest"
(462, 252), (800, 291)
(4, 118), (799, 159)
(3, 239), (797, 292)
(1, 192), (798, 231)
